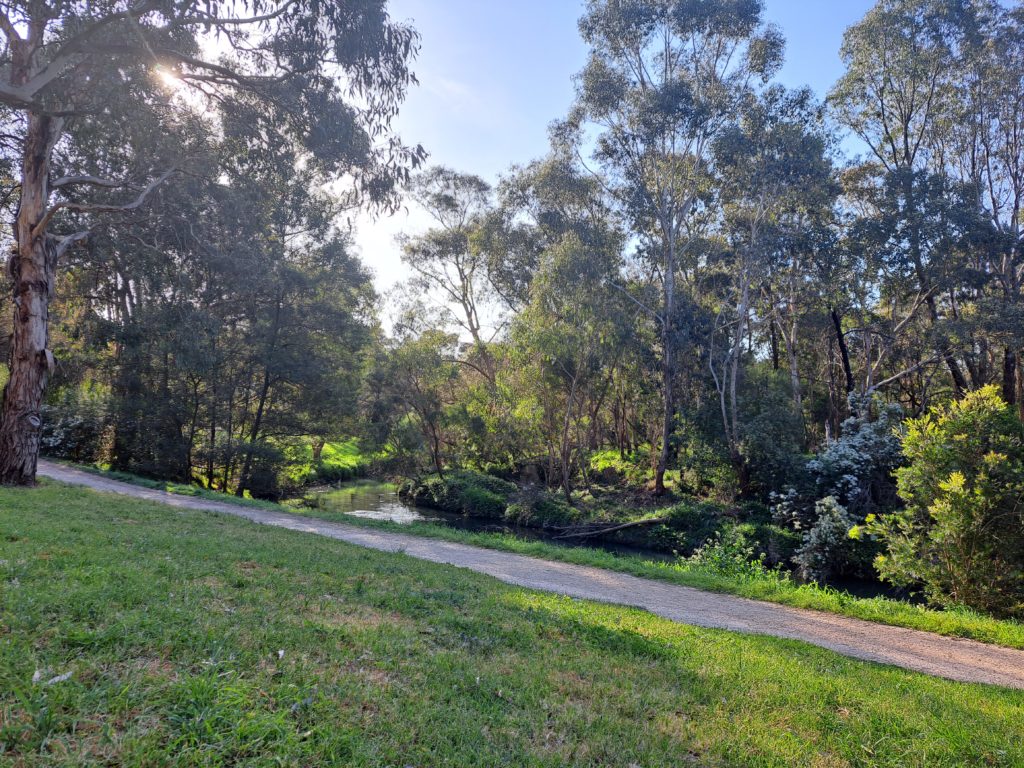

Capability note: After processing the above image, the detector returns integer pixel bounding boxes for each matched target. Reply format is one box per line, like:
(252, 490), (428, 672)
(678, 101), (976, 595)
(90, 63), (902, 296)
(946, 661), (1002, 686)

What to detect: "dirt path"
(37, 460), (1024, 689)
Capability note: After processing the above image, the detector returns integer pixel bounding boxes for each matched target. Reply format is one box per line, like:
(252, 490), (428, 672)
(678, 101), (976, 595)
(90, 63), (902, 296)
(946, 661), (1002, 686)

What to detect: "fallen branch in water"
(553, 517), (670, 540)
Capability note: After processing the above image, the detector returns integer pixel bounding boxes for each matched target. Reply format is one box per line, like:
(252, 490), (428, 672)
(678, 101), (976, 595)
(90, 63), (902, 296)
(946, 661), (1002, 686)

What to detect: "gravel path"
(37, 460), (1024, 689)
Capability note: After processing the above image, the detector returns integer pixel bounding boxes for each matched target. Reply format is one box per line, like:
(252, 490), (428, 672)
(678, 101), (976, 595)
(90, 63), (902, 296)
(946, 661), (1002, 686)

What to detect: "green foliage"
(663, 500), (729, 551)
(761, 524), (803, 567)
(738, 372), (808, 496)
(40, 385), (111, 464)
(857, 387), (1024, 618)
(685, 527), (778, 582)
(676, 424), (739, 501)
(405, 471), (517, 520)
(588, 449), (653, 487)
(505, 487), (581, 527)
(281, 439), (370, 488)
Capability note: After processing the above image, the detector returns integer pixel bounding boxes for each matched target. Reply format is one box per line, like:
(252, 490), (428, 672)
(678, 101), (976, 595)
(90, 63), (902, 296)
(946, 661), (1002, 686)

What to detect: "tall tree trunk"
(236, 296), (282, 496)
(830, 307), (855, 396)
(655, 237), (676, 495)
(769, 318), (780, 371)
(0, 113), (61, 485)
(1002, 348), (1018, 406)
(904, 172), (968, 395)
(236, 365), (272, 496)
(559, 373), (580, 504)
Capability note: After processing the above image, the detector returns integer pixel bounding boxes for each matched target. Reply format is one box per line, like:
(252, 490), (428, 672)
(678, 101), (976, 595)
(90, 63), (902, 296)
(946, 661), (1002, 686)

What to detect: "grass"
(39, 459), (1024, 652)
(286, 511), (1024, 651)
(281, 437), (371, 486)
(1, 482), (1023, 766)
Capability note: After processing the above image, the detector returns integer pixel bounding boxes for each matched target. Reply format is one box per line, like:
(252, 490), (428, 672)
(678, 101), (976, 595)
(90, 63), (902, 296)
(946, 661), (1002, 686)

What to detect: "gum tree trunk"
(0, 112), (61, 485)
(654, 236), (675, 496)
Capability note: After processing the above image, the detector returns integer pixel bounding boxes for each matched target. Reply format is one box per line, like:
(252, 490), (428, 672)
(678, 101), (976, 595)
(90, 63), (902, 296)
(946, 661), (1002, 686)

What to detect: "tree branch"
(34, 168), (175, 238)
(52, 230), (91, 261)
(51, 174), (126, 190)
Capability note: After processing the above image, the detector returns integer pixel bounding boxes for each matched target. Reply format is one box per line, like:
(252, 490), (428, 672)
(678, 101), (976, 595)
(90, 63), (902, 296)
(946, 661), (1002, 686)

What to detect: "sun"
(153, 64), (181, 91)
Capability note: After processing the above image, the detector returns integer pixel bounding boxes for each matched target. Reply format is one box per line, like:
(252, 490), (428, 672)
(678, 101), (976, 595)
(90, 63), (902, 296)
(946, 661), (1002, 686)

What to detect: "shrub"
(588, 449), (652, 487)
(807, 397), (904, 519)
(738, 373), (808, 497)
(759, 524), (802, 567)
(506, 486), (580, 526)
(792, 497), (859, 582)
(854, 386), (1024, 618)
(405, 470), (516, 519)
(664, 500), (729, 551)
(40, 385), (110, 463)
(773, 396), (904, 578)
(686, 526), (776, 582)
(676, 424), (738, 501)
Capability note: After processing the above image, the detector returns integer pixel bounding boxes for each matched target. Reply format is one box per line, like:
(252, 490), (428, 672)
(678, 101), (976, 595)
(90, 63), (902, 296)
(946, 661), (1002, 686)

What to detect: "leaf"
(45, 671), (73, 686)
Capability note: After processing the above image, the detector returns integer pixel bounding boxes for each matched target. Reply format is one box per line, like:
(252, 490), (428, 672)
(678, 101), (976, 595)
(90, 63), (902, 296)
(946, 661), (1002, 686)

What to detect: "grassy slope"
(0, 484), (1023, 766)
(285, 511), (1024, 651)
(40, 461), (1024, 651)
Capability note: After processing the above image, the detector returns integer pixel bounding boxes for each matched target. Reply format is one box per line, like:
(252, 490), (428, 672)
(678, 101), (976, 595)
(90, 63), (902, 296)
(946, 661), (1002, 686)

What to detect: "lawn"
(1, 483), (1023, 766)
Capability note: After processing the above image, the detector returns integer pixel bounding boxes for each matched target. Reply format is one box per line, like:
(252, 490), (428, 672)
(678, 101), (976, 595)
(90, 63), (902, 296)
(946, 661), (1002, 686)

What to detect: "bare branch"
(34, 168), (175, 238)
(51, 175), (126, 190)
(866, 354), (943, 395)
(0, 9), (21, 44)
(171, 1), (299, 29)
(52, 230), (90, 261)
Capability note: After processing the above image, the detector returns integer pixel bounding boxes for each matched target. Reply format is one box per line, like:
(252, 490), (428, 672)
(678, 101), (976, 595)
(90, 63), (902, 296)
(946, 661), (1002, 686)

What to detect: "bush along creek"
(304, 404), (928, 602)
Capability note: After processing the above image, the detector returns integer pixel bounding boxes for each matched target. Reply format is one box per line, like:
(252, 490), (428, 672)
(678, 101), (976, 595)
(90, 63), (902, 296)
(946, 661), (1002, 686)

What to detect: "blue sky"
(355, 0), (876, 294)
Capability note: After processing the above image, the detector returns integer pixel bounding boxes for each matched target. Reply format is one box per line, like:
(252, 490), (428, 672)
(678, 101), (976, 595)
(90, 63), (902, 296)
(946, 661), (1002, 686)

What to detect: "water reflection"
(310, 483), (437, 524)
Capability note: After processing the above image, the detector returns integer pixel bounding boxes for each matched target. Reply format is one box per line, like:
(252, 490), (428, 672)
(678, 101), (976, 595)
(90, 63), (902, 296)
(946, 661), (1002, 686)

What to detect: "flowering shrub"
(792, 497), (858, 581)
(853, 387), (1024, 618)
(687, 527), (775, 581)
(773, 396), (903, 579)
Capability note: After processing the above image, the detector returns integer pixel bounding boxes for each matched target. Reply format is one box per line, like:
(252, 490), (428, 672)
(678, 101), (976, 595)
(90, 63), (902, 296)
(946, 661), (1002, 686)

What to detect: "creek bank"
(397, 470), (803, 565)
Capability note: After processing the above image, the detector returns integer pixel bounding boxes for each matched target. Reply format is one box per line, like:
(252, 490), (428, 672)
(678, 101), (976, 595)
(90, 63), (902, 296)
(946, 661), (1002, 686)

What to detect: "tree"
(947, 4), (1024, 407)
(709, 85), (835, 474)
(829, 0), (987, 397)
(400, 167), (495, 379)
(0, 0), (423, 484)
(505, 157), (627, 500)
(565, 0), (784, 493)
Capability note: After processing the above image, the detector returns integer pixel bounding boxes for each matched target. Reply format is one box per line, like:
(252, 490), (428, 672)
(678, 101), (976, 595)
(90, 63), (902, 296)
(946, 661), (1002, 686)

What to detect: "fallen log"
(552, 517), (670, 540)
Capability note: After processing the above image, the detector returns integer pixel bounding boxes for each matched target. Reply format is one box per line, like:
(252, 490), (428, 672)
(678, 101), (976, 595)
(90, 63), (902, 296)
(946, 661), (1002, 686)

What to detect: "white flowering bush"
(792, 497), (857, 581)
(772, 396), (902, 579)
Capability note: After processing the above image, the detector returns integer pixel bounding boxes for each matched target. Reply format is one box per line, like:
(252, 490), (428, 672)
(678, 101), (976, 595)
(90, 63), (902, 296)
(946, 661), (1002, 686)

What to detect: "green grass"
(286, 511), (1024, 651)
(40, 460), (1024, 651)
(281, 437), (371, 486)
(1, 483), (1022, 766)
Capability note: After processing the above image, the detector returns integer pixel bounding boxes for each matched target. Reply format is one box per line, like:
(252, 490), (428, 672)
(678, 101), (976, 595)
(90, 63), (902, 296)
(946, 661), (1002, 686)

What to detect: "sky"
(354, 0), (877, 297)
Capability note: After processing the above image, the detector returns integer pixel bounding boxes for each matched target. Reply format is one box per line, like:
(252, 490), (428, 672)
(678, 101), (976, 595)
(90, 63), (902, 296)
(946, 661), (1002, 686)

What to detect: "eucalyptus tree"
(401, 167), (496, 379)
(563, 0), (784, 493)
(947, 4), (1024, 405)
(710, 85), (835, 473)
(829, 0), (989, 397)
(511, 233), (629, 502)
(483, 155), (619, 313)
(0, 0), (423, 484)
(501, 156), (627, 499)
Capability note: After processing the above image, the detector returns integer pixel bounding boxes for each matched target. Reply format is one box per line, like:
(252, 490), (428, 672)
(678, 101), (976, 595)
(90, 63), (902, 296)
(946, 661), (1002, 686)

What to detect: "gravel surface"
(37, 460), (1024, 689)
